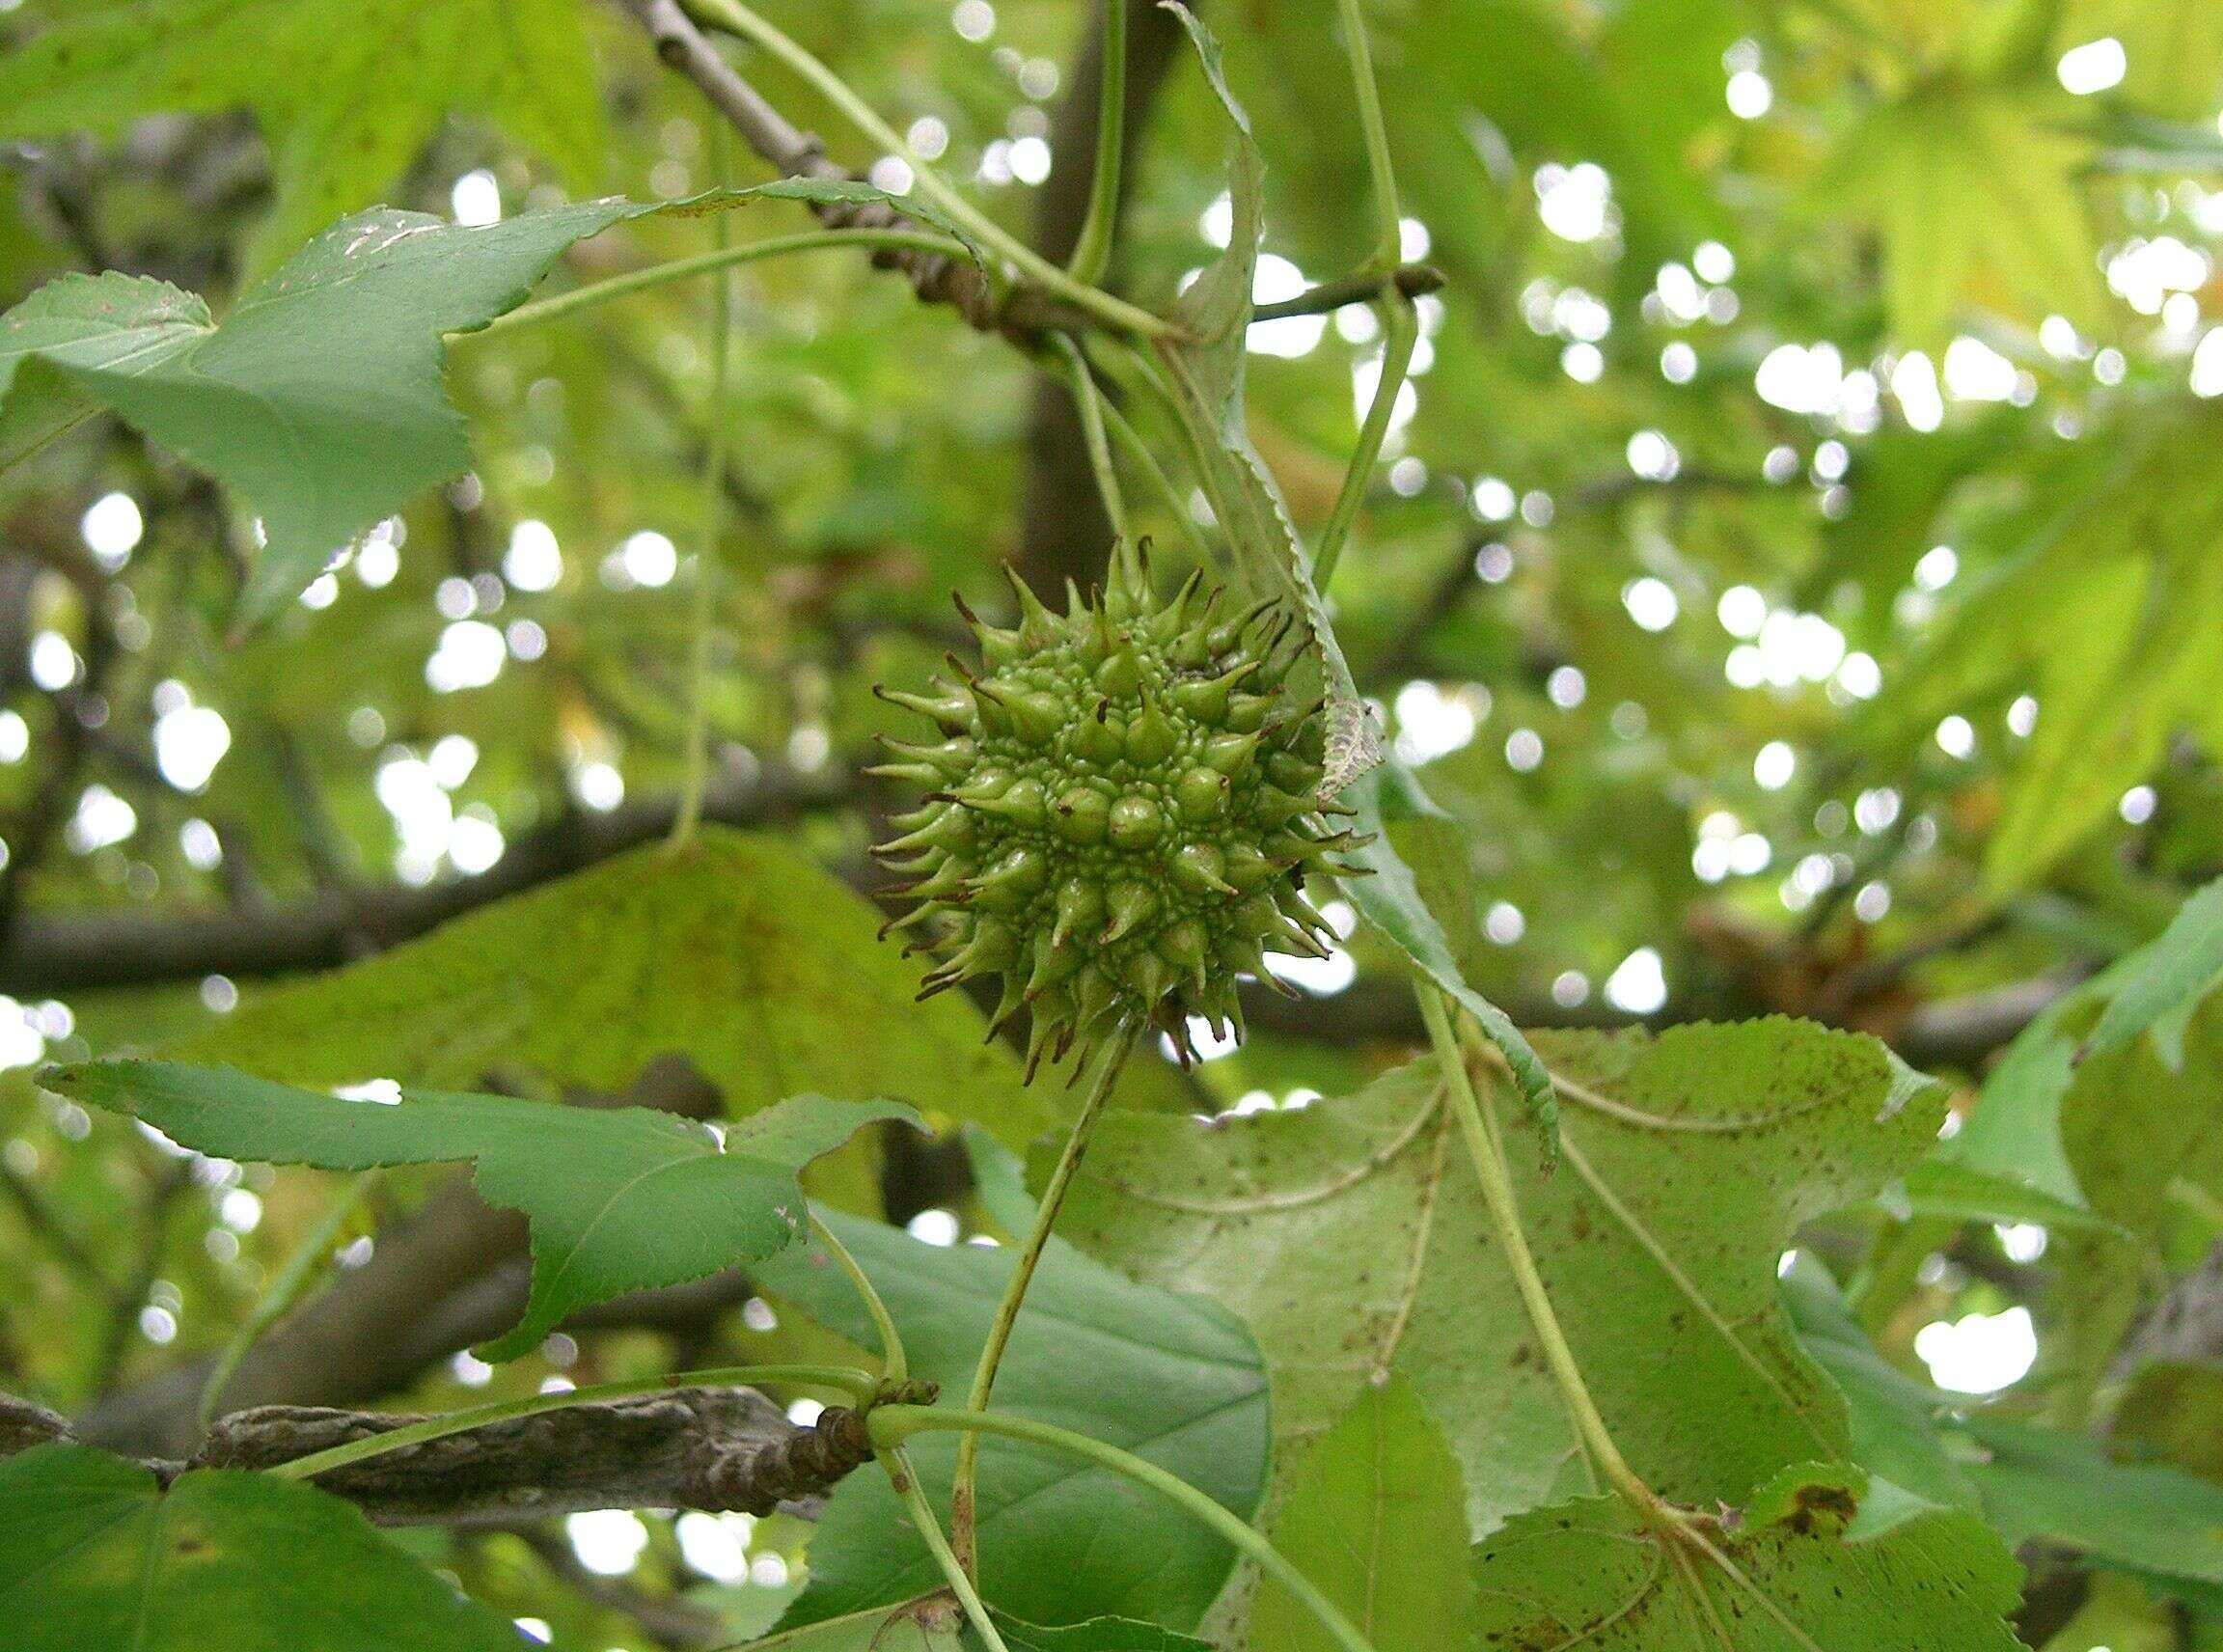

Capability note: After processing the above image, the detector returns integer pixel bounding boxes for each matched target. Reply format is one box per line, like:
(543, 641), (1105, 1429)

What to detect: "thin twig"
(1251, 262), (1444, 321)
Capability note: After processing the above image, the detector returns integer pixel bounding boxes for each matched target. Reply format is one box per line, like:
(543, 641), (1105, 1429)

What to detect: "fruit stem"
(1415, 982), (1663, 1522)
(1051, 332), (1128, 540)
(949, 1021), (1139, 1574)
(1310, 289), (1415, 596)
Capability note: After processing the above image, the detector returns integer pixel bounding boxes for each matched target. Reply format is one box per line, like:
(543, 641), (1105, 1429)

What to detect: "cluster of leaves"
(2, 0), (2223, 1648)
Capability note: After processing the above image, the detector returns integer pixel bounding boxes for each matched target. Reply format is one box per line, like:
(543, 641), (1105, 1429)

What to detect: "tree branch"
(620, 0), (1009, 331)
(8, 1385), (863, 1528)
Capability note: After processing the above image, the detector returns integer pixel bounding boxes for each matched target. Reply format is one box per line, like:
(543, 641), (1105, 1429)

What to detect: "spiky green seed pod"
(873, 543), (1366, 1078)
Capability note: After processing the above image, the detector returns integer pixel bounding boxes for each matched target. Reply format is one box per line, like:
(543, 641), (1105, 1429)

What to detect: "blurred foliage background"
(4, 0), (2223, 1645)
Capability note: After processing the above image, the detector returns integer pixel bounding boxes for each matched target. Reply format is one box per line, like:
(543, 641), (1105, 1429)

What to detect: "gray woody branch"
(3, 1386), (867, 1528)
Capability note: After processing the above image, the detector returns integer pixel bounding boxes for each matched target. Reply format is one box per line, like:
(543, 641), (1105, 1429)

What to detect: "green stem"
(1052, 333), (1127, 541)
(1310, 291), (1415, 595)
(1415, 983), (1660, 1520)
(1064, 0), (1129, 287)
(1334, 0), (1403, 269)
(672, 130), (739, 848)
(1097, 391), (1211, 565)
(684, 0), (1173, 337)
(264, 1363), (877, 1482)
(950, 1023), (1138, 1572)
(198, 1171), (374, 1432)
(872, 1404), (1380, 1652)
(808, 1211), (906, 1384)
(882, 1446), (1010, 1652)
(469, 228), (968, 343)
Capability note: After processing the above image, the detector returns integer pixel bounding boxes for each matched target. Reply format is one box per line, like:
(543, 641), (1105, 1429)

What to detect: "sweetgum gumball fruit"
(871, 543), (1367, 1077)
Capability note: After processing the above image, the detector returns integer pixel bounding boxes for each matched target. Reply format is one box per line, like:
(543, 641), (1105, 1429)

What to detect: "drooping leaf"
(0, 201), (632, 620)
(172, 828), (1045, 1146)
(755, 1144), (1268, 1633)
(0, 0), (606, 271)
(42, 1060), (915, 1361)
(1929, 874), (2223, 1225)
(1779, 1255), (1982, 1517)
(1153, 4), (1377, 796)
(1052, 1023), (1945, 1534)
(1345, 759), (1555, 1152)
(1964, 1417), (2223, 1587)
(0, 1443), (519, 1651)
(1249, 1374), (1475, 1651)
(2049, 995), (2223, 1402)
(1468, 1464), (2023, 1649)
(0, 184), (958, 620)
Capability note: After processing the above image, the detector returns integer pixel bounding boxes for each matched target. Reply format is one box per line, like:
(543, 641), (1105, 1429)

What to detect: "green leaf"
(0, 0), (606, 271)
(1932, 874), (2223, 1224)
(1868, 406), (2223, 895)
(2049, 995), (2223, 1401)
(989, 1615), (1213, 1651)
(42, 1060), (914, 1361)
(0, 271), (212, 469)
(1468, 1464), (2024, 1649)
(741, 1597), (970, 1649)
(1779, 1255), (1982, 1517)
(172, 828), (1046, 1149)
(2088, 875), (2223, 1066)
(0, 1443), (518, 1650)
(1250, 1374), (1475, 1651)
(755, 1150), (1268, 1632)
(1153, 4), (1378, 798)
(1052, 1023), (1945, 1534)
(1964, 1417), (2223, 1586)
(0, 200), (636, 620)
(1345, 760), (1556, 1154)
(0, 183), (956, 620)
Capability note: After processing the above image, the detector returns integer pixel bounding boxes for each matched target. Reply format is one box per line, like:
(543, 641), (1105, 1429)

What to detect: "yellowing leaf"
(1054, 1022), (1943, 1533)
(174, 828), (1046, 1145)
(1469, 1465), (2023, 1650)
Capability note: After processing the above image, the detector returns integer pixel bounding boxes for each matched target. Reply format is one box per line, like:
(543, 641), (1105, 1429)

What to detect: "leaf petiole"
(808, 1210), (908, 1385)
(870, 1403), (1380, 1652)
(881, 1444), (1010, 1652)
(467, 226), (972, 343)
(1415, 982), (1663, 1521)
